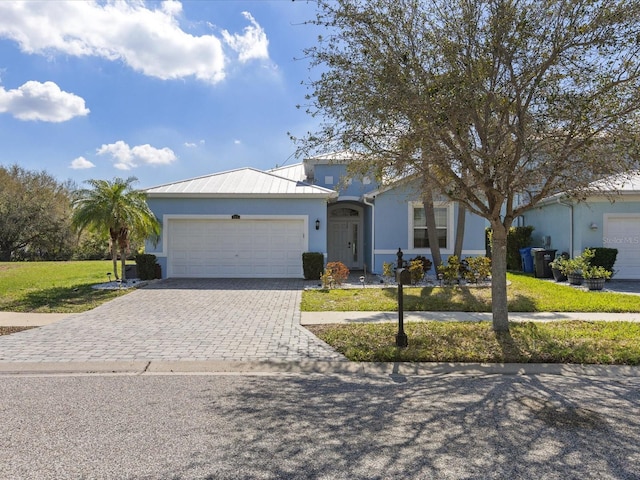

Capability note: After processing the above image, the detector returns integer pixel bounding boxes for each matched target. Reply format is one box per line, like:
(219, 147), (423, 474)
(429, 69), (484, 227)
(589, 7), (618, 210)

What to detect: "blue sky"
(0, 0), (322, 189)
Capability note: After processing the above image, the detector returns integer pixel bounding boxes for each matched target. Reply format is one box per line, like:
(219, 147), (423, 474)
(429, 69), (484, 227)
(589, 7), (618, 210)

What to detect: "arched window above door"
(330, 207), (360, 217)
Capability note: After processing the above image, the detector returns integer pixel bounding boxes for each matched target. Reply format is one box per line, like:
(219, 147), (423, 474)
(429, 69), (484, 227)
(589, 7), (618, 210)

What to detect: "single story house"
(523, 172), (640, 279)
(144, 153), (488, 278)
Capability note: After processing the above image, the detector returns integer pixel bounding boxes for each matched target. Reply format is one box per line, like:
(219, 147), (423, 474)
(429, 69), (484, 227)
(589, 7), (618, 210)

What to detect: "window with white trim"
(411, 203), (450, 249)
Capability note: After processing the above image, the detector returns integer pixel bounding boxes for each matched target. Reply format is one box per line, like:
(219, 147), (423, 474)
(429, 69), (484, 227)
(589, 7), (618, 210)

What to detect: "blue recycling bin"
(519, 247), (534, 273)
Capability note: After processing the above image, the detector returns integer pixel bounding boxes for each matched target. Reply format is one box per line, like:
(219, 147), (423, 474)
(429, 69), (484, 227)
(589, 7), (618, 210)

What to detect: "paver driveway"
(0, 279), (344, 363)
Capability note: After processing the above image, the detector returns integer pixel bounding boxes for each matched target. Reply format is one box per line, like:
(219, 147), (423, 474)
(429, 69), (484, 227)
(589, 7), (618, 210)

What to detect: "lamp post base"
(395, 332), (408, 348)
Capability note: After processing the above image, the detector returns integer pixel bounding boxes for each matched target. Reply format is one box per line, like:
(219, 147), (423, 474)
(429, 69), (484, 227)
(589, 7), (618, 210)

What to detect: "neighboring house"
(523, 172), (640, 279)
(145, 153), (488, 278)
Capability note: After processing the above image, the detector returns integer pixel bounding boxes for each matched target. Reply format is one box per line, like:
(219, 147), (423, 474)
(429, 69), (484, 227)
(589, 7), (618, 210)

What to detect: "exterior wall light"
(315, 219), (320, 230)
(590, 222), (598, 231)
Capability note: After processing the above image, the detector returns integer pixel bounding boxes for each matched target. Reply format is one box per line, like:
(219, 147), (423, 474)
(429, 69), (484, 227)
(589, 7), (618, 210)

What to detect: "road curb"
(0, 361), (149, 375)
(1, 359), (638, 377)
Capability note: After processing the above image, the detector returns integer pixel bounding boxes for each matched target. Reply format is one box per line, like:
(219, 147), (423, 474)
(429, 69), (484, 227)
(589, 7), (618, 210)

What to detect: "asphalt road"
(1, 371), (639, 480)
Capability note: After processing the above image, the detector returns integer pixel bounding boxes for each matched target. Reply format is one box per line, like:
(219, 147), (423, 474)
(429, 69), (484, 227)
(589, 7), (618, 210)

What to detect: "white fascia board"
(146, 192), (337, 200)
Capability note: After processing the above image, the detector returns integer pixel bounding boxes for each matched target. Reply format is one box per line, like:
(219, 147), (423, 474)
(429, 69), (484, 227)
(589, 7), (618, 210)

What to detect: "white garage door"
(168, 218), (305, 278)
(604, 215), (640, 279)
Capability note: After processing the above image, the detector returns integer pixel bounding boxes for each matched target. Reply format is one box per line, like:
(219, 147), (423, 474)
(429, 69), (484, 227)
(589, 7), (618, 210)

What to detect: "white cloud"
(97, 140), (177, 170)
(222, 11), (269, 63)
(0, 80), (89, 122)
(0, 2), (271, 84)
(234, 139), (242, 145)
(70, 156), (95, 169)
(184, 139), (205, 148)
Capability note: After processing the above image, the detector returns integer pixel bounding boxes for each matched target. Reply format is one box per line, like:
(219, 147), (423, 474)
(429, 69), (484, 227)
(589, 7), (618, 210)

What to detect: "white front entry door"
(328, 218), (363, 269)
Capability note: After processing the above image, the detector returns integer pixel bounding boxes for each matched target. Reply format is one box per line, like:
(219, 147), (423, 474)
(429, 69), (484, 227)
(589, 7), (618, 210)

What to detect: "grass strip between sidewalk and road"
(307, 321), (640, 365)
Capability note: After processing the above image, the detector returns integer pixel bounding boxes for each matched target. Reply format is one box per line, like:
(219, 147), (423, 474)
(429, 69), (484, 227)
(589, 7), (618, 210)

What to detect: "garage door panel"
(605, 216), (640, 279)
(168, 218), (305, 278)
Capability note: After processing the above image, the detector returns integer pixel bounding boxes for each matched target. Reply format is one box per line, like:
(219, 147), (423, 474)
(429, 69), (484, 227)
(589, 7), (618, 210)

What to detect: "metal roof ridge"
(144, 166), (257, 191)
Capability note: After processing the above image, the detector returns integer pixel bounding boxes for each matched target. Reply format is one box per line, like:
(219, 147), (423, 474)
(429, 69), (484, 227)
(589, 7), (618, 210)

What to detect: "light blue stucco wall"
(145, 196), (329, 277)
(523, 196), (640, 257)
(369, 180), (489, 273)
(313, 163), (379, 198)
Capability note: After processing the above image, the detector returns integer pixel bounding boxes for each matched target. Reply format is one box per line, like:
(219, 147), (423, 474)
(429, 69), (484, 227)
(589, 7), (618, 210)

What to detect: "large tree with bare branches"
(296, 0), (640, 331)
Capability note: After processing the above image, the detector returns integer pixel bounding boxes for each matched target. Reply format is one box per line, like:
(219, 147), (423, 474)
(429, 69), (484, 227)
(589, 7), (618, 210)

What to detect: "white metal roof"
(145, 167), (336, 198)
(536, 170), (640, 206)
(268, 163), (306, 182)
(597, 170), (640, 192)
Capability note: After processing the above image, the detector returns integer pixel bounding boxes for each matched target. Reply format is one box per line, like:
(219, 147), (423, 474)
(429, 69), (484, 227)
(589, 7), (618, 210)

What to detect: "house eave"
(146, 192), (337, 200)
(534, 189), (640, 207)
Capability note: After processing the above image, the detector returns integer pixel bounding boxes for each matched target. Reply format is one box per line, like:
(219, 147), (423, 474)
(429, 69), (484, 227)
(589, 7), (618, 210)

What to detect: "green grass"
(301, 272), (640, 312)
(307, 321), (640, 364)
(0, 261), (131, 313)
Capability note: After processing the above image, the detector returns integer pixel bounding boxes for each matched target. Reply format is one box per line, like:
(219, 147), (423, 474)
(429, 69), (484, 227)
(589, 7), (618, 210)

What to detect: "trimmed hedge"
(302, 252), (324, 280)
(589, 247), (618, 274)
(135, 253), (160, 280)
(486, 226), (535, 270)
(507, 226), (534, 271)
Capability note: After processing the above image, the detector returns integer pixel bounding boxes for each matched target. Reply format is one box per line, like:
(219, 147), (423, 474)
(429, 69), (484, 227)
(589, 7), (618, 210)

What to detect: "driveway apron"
(0, 279), (344, 363)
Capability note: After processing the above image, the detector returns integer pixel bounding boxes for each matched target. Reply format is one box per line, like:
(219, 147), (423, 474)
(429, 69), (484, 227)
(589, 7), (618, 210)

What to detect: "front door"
(327, 206), (363, 269)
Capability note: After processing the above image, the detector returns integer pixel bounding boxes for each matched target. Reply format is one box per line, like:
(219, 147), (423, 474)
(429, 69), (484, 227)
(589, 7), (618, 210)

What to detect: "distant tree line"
(0, 165), (144, 262)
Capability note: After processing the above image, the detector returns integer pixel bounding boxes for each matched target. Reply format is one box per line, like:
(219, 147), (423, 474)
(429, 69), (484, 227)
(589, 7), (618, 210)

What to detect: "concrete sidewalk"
(0, 312), (74, 327)
(4, 310), (640, 328)
(300, 310), (640, 324)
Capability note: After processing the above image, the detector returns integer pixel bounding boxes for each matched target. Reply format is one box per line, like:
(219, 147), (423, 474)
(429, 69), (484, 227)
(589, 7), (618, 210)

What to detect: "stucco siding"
(370, 180), (489, 273)
(524, 196), (640, 258)
(313, 163), (378, 197)
(146, 197), (328, 276)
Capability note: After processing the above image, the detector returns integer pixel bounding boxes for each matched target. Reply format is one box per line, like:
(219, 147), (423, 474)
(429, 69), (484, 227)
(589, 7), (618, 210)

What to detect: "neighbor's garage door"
(168, 218), (305, 278)
(604, 215), (640, 279)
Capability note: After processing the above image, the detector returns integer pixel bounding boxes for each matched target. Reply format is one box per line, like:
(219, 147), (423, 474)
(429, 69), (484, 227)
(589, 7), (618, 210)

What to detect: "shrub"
(135, 253), (159, 280)
(409, 258), (424, 284)
(488, 226), (534, 270)
(382, 261), (394, 278)
(579, 248), (613, 279)
(507, 226), (534, 270)
(582, 265), (613, 280)
(323, 261), (350, 287)
(410, 255), (432, 273)
(464, 256), (492, 282)
(589, 247), (618, 274)
(437, 255), (462, 284)
(302, 252), (324, 280)
(549, 253), (572, 274)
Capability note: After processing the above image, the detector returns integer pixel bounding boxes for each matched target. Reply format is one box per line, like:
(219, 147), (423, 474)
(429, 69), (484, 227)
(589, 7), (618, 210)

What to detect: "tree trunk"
(110, 238), (119, 280)
(0, 248), (11, 262)
(454, 204), (466, 258)
(121, 250), (127, 282)
(422, 190), (442, 268)
(490, 223), (510, 332)
(119, 228), (129, 281)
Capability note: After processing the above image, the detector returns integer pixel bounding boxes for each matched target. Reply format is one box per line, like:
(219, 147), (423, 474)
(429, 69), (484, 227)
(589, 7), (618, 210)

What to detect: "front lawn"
(0, 261), (131, 313)
(308, 321), (640, 364)
(301, 272), (640, 312)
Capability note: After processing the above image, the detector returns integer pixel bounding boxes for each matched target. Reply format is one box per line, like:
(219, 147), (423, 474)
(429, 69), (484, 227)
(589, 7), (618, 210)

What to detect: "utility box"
(396, 268), (411, 285)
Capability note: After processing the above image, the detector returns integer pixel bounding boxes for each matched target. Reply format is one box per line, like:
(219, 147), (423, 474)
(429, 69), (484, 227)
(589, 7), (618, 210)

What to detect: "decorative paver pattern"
(0, 279), (344, 363)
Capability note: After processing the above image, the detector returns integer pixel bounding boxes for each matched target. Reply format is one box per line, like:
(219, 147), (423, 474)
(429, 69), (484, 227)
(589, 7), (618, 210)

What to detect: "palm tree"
(71, 177), (160, 281)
